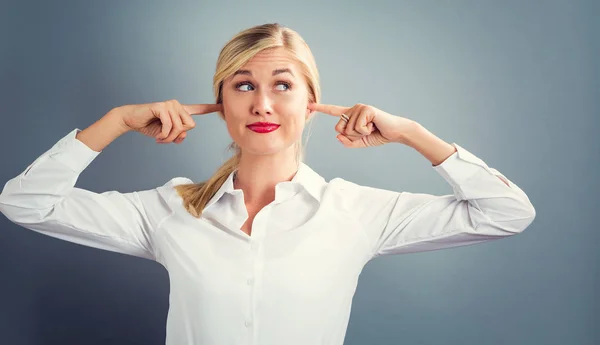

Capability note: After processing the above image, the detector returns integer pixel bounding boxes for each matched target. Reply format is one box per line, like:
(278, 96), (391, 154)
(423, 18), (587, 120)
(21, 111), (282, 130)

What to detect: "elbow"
(0, 191), (13, 219)
(0, 190), (45, 225)
(502, 203), (536, 235)
(0, 199), (23, 224)
(474, 200), (536, 236)
(0, 203), (46, 226)
(523, 203), (536, 231)
(0, 179), (19, 218)
(526, 203), (536, 222)
(517, 198), (536, 231)
(0, 198), (19, 223)
(516, 207), (536, 234)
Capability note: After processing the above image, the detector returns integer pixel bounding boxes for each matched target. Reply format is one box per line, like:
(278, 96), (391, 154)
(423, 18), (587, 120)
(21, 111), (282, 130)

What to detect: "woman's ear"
(219, 102), (226, 119)
(305, 108), (315, 120)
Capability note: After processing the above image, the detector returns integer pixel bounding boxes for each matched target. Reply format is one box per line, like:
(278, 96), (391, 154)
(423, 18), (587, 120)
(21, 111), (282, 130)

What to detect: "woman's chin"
(239, 141), (294, 157)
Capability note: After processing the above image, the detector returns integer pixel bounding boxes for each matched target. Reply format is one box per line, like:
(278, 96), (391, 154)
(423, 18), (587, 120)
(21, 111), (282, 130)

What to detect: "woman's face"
(221, 47), (312, 157)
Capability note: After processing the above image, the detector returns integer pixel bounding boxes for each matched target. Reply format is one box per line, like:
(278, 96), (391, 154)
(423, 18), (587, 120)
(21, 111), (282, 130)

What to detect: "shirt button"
(247, 278), (254, 285)
(245, 320), (253, 327)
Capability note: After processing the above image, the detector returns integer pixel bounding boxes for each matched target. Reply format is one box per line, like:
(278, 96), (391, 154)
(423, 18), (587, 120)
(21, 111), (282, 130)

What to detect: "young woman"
(0, 23), (535, 345)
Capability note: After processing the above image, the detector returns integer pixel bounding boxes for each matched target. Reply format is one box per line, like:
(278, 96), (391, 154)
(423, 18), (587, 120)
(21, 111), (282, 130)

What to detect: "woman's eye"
(236, 82), (291, 92)
(237, 83), (253, 91)
(275, 82), (290, 91)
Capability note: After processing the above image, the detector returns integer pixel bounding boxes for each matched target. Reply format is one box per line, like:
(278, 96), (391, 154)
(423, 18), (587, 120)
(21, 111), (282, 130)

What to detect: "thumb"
(336, 134), (355, 148)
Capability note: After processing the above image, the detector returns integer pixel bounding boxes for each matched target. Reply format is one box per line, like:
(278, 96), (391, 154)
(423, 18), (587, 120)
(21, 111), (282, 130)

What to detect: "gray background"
(1, 0), (598, 344)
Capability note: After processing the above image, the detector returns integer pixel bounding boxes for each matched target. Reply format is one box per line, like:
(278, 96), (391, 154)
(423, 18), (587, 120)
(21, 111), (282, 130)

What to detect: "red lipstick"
(247, 122), (280, 133)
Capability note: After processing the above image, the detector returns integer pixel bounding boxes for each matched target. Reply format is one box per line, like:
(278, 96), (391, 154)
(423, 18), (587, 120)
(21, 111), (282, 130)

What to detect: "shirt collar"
(203, 162), (325, 211)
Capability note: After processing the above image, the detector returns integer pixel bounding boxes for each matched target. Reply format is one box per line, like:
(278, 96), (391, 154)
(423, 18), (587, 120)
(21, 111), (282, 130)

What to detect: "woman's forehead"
(239, 49), (299, 74)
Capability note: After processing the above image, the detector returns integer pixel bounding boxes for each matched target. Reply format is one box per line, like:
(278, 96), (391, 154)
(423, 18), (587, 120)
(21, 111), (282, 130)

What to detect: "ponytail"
(174, 142), (241, 218)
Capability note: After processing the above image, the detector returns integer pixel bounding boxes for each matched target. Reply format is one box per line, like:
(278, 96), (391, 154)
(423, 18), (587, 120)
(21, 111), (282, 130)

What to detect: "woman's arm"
(0, 126), (165, 261)
(342, 138), (535, 259)
(0, 101), (219, 259)
(308, 102), (532, 258)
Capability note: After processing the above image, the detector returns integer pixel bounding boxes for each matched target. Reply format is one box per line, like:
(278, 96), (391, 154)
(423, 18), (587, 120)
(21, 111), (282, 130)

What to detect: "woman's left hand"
(307, 103), (418, 148)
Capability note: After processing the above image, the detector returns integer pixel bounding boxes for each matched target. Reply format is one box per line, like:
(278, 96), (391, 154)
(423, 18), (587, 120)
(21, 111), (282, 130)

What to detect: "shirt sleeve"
(351, 143), (536, 259)
(0, 128), (165, 260)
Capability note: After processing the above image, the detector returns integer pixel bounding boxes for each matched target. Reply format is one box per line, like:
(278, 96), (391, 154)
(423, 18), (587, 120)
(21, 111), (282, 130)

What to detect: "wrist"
(75, 109), (131, 152)
(105, 107), (131, 136)
(400, 122), (456, 166)
(393, 120), (423, 146)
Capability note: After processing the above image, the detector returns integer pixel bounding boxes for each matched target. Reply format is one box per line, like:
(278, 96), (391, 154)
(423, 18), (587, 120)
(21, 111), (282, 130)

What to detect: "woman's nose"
(252, 91), (273, 116)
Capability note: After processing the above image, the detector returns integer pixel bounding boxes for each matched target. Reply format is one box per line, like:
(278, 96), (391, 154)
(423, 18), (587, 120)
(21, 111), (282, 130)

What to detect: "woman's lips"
(247, 124), (280, 133)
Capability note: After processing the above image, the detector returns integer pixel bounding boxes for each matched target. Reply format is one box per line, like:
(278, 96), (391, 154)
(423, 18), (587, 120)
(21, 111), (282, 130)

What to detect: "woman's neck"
(233, 149), (299, 206)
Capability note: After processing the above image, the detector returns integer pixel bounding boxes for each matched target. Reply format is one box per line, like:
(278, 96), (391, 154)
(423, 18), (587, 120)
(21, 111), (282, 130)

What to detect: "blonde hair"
(175, 23), (321, 218)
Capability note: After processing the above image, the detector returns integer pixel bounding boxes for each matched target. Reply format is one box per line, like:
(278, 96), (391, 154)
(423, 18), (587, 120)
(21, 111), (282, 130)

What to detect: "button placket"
(245, 206), (270, 340)
(245, 237), (258, 335)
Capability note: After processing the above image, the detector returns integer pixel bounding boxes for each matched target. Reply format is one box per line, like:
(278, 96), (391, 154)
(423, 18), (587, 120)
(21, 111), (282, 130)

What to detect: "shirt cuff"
(46, 128), (101, 173)
(432, 143), (496, 186)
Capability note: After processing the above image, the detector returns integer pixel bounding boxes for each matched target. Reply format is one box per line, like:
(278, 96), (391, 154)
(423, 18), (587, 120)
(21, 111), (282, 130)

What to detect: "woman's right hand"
(114, 100), (222, 144)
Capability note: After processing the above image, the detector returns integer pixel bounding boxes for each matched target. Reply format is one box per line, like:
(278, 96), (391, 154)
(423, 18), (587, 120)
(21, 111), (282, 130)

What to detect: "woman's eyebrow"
(232, 68), (295, 77)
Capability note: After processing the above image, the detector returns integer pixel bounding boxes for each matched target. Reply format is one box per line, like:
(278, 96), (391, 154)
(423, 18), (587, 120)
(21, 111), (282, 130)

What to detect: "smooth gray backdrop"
(1, 1), (598, 344)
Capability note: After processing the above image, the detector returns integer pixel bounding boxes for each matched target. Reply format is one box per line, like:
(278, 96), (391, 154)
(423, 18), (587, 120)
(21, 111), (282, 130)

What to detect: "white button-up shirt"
(0, 128), (536, 345)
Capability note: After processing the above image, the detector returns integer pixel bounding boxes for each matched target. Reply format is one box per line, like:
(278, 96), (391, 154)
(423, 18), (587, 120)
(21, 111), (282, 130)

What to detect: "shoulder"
(132, 177), (194, 225)
(153, 177), (195, 203)
(155, 176), (194, 193)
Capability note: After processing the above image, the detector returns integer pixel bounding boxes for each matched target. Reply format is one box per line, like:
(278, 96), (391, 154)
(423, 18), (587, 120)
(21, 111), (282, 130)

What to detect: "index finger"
(308, 103), (350, 117)
(183, 103), (223, 115)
